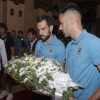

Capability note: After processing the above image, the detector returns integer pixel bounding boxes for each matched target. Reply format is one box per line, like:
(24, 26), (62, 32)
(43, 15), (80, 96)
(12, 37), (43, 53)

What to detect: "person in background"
(27, 28), (38, 54)
(11, 30), (16, 39)
(16, 30), (30, 57)
(7, 32), (11, 36)
(58, 2), (100, 100)
(11, 30), (20, 56)
(0, 23), (14, 100)
(0, 39), (7, 76)
(32, 15), (65, 100)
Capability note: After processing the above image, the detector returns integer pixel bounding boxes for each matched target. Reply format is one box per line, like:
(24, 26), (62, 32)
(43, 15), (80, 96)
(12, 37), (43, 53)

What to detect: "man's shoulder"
(0, 39), (4, 42)
(55, 38), (65, 47)
(37, 40), (42, 44)
(7, 35), (13, 40)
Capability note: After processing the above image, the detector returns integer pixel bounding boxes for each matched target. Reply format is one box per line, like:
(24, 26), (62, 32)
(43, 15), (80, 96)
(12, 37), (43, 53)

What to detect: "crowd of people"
(0, 2), (100, 100)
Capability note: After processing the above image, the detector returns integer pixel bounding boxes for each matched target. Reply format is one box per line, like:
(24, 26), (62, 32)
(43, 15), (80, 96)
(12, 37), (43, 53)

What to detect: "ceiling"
(69, 0), (100, 8)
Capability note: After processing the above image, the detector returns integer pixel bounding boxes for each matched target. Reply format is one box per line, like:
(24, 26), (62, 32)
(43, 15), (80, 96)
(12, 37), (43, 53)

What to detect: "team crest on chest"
(49, 48), (54, 55)
(77, 46), (82, 56)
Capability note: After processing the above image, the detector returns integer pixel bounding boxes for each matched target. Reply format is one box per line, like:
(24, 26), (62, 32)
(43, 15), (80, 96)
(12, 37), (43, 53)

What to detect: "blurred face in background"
(18, 32), (23, 39)
(12, 31), (16, 38)
(27, 32), (36, 43)
(0, 27), (6, 38)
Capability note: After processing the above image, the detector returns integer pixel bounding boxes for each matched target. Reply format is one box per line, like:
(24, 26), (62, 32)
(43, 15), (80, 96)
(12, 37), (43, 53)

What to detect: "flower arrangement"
(5, 55), (82, 100)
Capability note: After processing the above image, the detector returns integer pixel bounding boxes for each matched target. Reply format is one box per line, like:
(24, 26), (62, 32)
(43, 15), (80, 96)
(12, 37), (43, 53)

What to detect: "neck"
(72, 25), (83, 41)
(31, 38), (37, 43)
(1, 33), (6, 39)
(45, 33), (54, 44)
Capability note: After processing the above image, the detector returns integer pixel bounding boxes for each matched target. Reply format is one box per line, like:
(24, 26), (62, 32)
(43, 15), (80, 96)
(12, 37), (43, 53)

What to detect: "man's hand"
(69, 97), (76, 100)
(89, 88), (100, 100)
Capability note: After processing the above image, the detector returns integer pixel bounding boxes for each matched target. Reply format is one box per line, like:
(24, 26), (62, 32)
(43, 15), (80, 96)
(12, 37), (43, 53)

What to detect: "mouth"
(40, 35), (45, 39)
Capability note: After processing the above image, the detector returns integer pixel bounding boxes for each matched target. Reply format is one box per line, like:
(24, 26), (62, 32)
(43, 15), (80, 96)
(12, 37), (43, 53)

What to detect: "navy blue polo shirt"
(66, 29), (100, 100)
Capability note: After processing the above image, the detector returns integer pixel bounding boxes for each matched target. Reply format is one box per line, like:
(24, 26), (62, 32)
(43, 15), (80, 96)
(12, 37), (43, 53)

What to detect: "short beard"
(41, 32), (51, 42)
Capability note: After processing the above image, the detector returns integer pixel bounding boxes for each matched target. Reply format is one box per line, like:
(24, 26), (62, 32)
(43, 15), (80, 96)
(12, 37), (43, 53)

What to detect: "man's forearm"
(89, 88), (100, 100)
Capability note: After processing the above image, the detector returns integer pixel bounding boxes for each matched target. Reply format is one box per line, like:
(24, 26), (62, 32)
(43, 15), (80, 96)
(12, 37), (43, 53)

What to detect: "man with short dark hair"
(0, 23), (14, 100)
(33, 15), (65, 100)
(27, 28), (38, 54)
(58, 3), (100, 100)
(16, 30), (30, 56)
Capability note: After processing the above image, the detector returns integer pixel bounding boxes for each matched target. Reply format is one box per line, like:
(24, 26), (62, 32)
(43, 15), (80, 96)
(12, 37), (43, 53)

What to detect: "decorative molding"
(19, 10), (22, 17)
(10, 8), (14, 16)
(34, 0), (53, 12)
(9, 0), (24, 5)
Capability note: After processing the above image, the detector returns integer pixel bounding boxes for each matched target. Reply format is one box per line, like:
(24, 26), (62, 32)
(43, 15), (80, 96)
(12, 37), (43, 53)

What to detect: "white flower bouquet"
(5, 55), (82, 100)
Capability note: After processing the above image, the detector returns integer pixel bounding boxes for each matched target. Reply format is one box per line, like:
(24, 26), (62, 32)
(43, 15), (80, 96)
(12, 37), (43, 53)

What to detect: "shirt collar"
(30, 38), (37, 50)
(42, 35), (57, 45)
(71, 29), (87, 44)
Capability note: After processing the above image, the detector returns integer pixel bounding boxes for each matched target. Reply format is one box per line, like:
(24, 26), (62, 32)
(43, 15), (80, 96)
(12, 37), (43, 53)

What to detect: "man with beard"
(58, 3), (100, 100)
(32, 15), (65, 100)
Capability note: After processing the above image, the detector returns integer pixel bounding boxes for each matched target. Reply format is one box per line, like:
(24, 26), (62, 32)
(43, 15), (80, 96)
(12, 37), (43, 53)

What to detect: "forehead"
(12, 32), (16, 34)
(28, 32), (33, 35)
(18, 32), (23, 35)
(59, 13), (67, 22)
(37, 20), (48, 28)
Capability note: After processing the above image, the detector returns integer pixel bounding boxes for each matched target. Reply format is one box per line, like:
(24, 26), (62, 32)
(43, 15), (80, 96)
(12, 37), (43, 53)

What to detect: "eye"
(42, 28), (45, 31)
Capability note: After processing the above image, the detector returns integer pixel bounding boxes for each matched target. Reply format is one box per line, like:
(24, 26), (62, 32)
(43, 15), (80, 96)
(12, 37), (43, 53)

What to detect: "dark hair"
(7, 32), (11, 35)
(18, 30), (23, 34)
(12, 30), (16, 33)
(58, 3), (82, 16)
(36, 15), (52, 26)
(0, 23), (8, 32)
(27, 28), (37, 37)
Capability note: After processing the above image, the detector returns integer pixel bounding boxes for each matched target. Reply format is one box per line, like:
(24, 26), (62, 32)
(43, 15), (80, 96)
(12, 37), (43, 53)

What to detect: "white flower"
(19, 71), (26, 77)
(21, 60), (26, 64)
(25, 66), (30, 70)
(15, 59), (21, 63)
(12, 64), (16, 69)
(19, 67), (25, 72)
(23, 78), (28, 83)
(15, 69), (17, 73)
(36, 68), (46, 78)
(8, 67), (12, 71)
(4, 62), (8, 68)
(39, 76), (46, 83)
(24, 56), (29, 61)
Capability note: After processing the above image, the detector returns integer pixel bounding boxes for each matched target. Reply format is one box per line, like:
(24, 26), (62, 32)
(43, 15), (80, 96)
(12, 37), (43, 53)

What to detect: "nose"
(59, 25), (62, 30)
(39, 30), (43, 35)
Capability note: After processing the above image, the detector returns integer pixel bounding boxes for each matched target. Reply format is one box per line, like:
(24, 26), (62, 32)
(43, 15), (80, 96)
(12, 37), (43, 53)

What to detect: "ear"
(50, 25), (53, 32)
(69, 16), (74, 25)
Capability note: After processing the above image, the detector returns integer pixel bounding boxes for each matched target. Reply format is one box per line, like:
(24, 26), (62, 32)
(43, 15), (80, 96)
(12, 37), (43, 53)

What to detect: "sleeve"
(88, 38), (100, 66)
(35, 40), (42, 57)
(0, 40), (7, 66)
(56, 42), (66, 63)
(24, 38), (30, 50)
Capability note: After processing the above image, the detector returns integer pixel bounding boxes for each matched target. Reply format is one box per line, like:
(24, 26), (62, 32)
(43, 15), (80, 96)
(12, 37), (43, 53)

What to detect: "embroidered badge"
(49, 48), (54, 55)
(77, 46), (82, 56)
